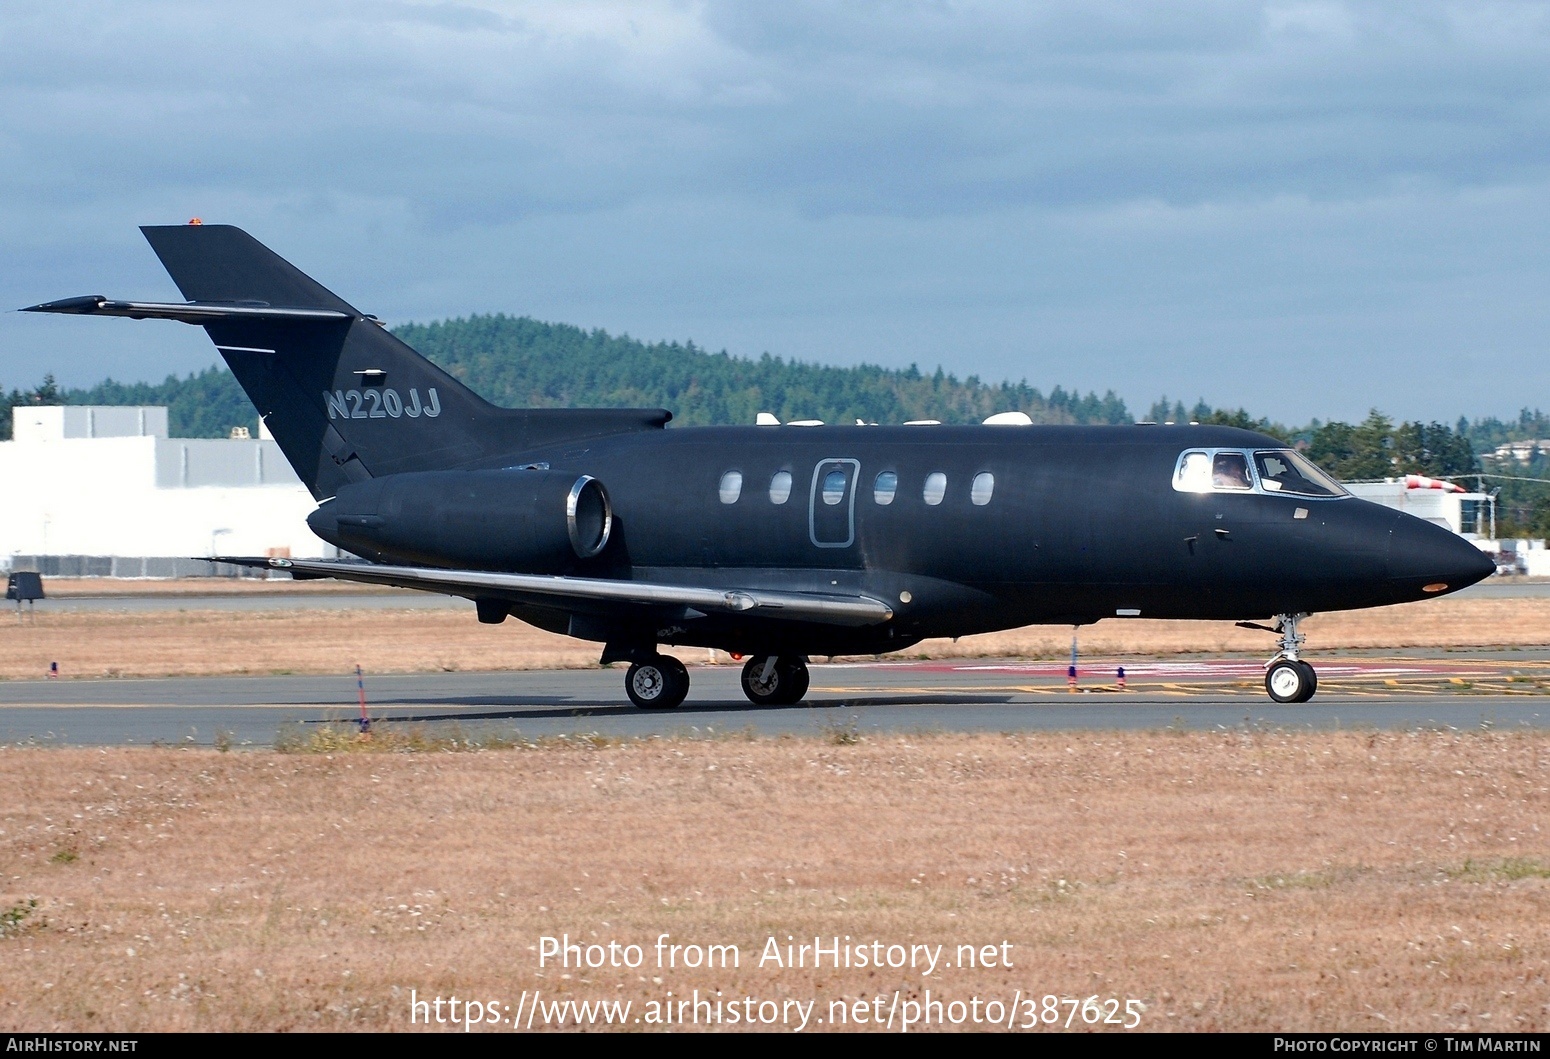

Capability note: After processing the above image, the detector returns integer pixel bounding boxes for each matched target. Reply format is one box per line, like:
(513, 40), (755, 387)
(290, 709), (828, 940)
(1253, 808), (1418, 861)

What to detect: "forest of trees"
(395, 315), (1132, 428)
(3, 312), (1548, 533)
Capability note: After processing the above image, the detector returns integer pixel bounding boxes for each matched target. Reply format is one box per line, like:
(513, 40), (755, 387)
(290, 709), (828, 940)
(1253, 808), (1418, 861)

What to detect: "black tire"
(626, 655), (688, 710)
(779, 657), (810, 705)
(741, 655), (809, 706)
(741, 655), (782, 706)
(660, 654), (689, 691)
(1265, 659), (1311, 704)
(1294, 660), (1318, 702)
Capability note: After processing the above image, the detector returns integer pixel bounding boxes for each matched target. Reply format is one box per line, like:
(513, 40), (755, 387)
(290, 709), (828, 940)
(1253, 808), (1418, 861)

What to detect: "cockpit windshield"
(1253, 450), (1346, 497)
(1173, 447), (1347, 498)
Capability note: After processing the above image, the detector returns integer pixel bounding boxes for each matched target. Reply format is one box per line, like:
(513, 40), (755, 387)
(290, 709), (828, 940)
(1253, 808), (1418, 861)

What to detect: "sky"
(1, 0), (1548, 425)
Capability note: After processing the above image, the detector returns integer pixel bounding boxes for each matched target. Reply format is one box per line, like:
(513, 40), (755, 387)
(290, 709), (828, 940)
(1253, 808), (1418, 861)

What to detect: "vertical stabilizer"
(26, 225), (672, 499)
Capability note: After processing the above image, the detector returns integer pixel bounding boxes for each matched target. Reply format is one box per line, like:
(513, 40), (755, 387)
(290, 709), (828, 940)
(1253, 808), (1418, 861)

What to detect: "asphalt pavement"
(2, 655), (1546, 747)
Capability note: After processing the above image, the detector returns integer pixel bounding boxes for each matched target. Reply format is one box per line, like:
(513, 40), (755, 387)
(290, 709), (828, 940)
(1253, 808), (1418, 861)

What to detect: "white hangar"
(0, 406), (333, 576)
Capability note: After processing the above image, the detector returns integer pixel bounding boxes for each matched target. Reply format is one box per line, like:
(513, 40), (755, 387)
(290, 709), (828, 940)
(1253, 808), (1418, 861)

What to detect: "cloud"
(1, 1), (1548, 421)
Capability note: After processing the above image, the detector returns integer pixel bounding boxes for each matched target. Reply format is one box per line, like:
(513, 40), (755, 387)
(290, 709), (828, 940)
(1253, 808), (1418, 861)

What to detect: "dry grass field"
(39, 578), (397, 597)
(0, 730), (1547, 1033)
(0, 593), (1547, 680)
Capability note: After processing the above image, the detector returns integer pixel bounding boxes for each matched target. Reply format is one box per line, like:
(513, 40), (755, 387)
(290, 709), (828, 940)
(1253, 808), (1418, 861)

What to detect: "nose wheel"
(1266, 658), (1317, 703)
(625, 654), (689, 710)
(1259, 612), (1317, 703)
(740, 654), (810, 706)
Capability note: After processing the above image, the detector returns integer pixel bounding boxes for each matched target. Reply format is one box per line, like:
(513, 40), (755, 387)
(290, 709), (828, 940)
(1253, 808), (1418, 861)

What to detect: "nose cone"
(1387, 515), (1496, 598)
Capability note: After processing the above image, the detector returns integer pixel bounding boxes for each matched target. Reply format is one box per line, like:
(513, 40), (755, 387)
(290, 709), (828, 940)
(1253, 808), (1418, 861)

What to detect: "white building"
(1490, 439), (1550, 463)
(1343, 475), (1490, 536)
(0, 406), (333, 576)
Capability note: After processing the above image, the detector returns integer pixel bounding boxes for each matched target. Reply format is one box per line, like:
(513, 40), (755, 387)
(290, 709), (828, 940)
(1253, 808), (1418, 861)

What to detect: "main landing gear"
(624, 654), (689, 710)
(616, 651), (811, 709)
(740, 654), (810, 707)
(1260, 612), (1318, 704)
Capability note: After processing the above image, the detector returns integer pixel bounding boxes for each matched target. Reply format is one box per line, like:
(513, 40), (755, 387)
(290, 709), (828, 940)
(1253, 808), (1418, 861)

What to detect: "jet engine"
(308, 469), (614, 571)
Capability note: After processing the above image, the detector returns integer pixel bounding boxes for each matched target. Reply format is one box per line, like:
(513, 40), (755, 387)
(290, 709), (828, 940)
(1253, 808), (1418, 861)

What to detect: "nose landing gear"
(1257, 612), (1317, 703)
(740, 654), (810, 706)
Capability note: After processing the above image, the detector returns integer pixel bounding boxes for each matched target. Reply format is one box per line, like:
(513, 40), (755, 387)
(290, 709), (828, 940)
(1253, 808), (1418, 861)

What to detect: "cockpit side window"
(1175, 451), (1212, 493)
(1254, 450), (1346, 497)
(1212, 452), (1253, 491)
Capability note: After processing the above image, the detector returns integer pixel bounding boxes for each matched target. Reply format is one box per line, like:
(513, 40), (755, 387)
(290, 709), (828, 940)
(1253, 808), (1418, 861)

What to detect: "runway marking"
(824, 656), (1550, 680)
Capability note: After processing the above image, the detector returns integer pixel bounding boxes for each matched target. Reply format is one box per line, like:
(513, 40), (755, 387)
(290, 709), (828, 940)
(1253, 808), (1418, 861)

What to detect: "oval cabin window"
(719, 470), (743, 504)
(971, 472), (994, 506)
(873, 471), (898, 505)
(923, 472), (947, 506)
(822, 469), (847, 505)
(768, 470), (793, 505)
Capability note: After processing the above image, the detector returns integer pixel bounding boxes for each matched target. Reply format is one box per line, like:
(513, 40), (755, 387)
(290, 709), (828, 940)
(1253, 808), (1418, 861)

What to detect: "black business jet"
(24, 224), (1495, 708)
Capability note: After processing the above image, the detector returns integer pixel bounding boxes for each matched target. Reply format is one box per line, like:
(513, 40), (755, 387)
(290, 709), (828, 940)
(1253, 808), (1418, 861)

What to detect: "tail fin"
(126, 225), (669, 498)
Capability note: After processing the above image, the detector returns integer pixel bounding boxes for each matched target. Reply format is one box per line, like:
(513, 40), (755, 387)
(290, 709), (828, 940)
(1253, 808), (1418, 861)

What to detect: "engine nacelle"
(308, 469), (613, 571)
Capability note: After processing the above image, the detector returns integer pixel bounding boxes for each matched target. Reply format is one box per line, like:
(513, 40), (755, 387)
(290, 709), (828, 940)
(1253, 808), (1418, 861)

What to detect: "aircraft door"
(809, 459), (859, 548)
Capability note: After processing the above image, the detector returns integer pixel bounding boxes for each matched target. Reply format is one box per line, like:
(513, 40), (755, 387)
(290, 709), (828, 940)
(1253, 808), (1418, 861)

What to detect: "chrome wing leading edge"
(214, 556), (895, 627)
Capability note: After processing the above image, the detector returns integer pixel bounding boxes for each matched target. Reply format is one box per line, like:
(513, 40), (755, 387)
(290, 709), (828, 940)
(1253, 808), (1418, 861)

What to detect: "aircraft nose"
(1386, 514), (1496, 596)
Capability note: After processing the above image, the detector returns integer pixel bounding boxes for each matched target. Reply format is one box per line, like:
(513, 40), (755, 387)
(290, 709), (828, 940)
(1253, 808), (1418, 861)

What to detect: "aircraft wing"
(215, 556), (895, 627)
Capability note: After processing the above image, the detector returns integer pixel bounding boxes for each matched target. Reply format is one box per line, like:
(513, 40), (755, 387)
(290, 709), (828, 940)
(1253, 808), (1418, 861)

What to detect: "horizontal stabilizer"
(22, 296), (352, 324)
(141, 224), (359, 312)
(212, 557), (895, 627)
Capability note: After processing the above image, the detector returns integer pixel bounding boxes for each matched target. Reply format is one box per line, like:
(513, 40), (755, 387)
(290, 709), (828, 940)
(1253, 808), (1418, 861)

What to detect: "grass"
(816, 714), (862, 745)
(1245, 866), (1370, 891)
(1446, 858), (1550, 883)
(0, 898), (40, 939)
(2, 729), (1549, 1032)
(273, 723), (625, 755)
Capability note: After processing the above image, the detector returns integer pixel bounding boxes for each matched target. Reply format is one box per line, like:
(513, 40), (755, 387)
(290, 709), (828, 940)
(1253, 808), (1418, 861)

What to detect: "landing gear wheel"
(784, 659), (810, 704)
(626, 655), (689, 710)
(1265, 659), (1315, 704)
(740, 655), (809, 706)
(1258, 612), (1317, 703)
(1295, 659), (1318, 700)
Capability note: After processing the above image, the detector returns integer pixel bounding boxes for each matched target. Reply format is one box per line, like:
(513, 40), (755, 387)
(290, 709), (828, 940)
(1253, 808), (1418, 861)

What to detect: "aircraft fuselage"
(310, 422), (1493, 658)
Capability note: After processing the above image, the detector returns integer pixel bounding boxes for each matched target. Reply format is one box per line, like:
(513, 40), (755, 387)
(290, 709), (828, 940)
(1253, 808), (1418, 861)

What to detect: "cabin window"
(873, 471), (898, 505)
(769, 470), (793, 504)
(719, 470), (743, 504)
(971, 472), (995, 506)
(1254, 450), (1345, 497)
(1212, 452), (1253, 491)
(821, 469), (847, 505)
(923, 471), (947, 506)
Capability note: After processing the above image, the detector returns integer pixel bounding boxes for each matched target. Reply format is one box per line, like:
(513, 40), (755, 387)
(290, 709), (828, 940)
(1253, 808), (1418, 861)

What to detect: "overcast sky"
(2, 1), (1548, 424)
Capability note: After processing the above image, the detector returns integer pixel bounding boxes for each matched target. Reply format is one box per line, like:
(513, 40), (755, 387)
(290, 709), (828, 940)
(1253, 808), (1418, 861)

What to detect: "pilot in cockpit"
(1211, 451), (1253, 490)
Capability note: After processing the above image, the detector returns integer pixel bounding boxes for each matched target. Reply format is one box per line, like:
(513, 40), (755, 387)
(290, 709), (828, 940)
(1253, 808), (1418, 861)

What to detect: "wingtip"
(20, 295), (107, 314)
